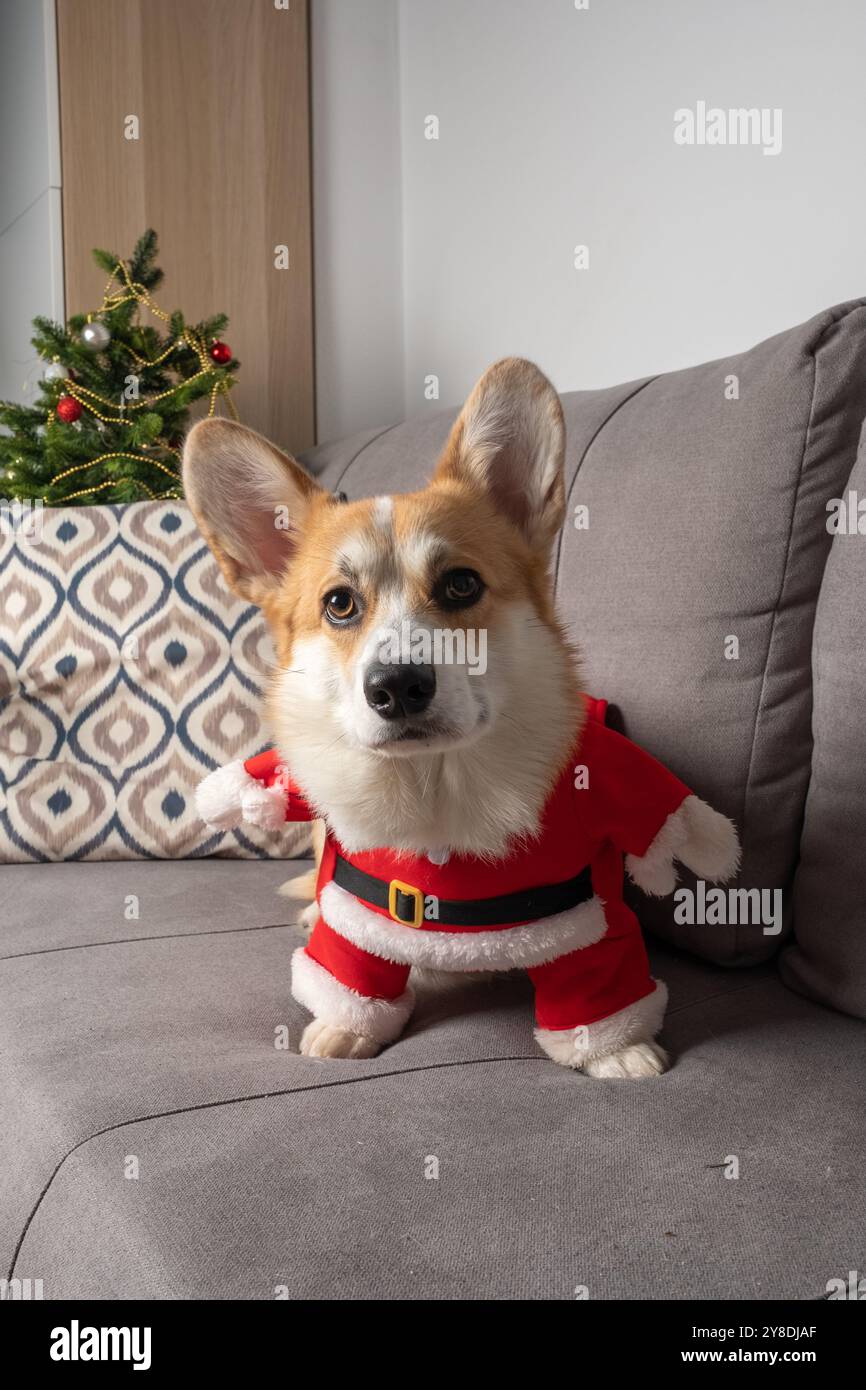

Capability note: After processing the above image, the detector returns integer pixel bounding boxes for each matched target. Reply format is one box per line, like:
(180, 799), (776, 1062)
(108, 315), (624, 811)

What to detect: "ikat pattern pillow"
(0, 501), (310, 862)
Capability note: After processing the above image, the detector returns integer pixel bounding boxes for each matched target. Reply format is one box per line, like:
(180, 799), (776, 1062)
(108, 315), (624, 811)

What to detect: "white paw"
(195, 761), (249, 831)
(627, 796), (740, 897)
(583, 1041), (669, 1079)
(239, 780), (288, 831)
(297, 900), (319, 933)
(299, 1019), (381, 1059)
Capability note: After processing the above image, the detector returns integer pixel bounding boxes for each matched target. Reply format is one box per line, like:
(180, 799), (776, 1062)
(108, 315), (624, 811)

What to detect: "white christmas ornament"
(43, 361), (69, 382)
(80, 321), (111, 350)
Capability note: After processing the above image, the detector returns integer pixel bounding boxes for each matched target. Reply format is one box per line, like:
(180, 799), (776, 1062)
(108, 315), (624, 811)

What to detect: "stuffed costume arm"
(196, 750), (314, 833)
(574, 718), (741, 897)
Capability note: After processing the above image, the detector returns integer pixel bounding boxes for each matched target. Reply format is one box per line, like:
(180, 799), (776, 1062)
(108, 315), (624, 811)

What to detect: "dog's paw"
(299, 1019), (381, 1059)
(297, 900), (319, 933)
(583, 1041), (669, 1079)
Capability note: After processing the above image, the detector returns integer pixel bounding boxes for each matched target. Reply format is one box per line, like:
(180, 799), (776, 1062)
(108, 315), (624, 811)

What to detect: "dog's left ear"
(434, 358), (566, 553)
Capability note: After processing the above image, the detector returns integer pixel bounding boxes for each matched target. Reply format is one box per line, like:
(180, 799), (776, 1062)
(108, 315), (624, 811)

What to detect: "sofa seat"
(2, 859), (864, 1300)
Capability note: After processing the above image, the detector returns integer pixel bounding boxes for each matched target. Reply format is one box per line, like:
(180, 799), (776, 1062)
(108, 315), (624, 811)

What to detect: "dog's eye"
(324, 588), (360, 625)
(437, 568), (484, 609)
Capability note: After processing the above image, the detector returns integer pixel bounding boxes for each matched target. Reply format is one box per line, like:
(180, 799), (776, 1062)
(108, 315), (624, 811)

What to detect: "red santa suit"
(195, 697), (734, 1057)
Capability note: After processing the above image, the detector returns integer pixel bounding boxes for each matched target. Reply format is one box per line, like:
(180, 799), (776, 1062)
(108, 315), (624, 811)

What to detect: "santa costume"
(197, 698), (738, 1064)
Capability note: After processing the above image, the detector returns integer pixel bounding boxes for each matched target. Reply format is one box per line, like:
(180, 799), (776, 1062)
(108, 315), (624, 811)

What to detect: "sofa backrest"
(781, 420), (866, 1017)
(305, 300), (866, 967)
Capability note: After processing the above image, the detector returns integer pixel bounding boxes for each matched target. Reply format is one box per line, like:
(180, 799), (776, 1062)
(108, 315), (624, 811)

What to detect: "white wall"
(313, 0), (866, 437)
(0, 0), (63, 410)
(8, 2), (860, 437)
(311, 0), (405, 443)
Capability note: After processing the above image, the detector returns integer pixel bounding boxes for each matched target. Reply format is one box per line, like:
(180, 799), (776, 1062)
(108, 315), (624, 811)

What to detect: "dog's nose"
(364, 664), (436, 720)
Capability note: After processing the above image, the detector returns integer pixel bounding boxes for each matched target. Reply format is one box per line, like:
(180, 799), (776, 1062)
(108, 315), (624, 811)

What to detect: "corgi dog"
(184, 360), (739, 1077)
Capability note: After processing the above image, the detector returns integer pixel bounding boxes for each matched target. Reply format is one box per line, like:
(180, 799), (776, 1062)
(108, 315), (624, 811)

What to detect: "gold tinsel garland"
(46, 258), (238, 500)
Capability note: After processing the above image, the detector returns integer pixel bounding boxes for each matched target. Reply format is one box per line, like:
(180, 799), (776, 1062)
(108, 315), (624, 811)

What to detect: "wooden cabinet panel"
(56, 0), (314, 452)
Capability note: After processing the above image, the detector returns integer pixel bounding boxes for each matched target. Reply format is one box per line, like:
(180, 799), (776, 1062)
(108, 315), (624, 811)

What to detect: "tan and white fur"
(183, 360), (737, 1076)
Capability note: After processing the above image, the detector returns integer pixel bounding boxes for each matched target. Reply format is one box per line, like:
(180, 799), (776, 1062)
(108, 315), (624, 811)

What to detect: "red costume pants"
(304, 915), (656, 1031)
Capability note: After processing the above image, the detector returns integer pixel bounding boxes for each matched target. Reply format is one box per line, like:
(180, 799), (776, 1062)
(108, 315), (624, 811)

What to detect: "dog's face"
(265, 486), (542, 756)
(184, 359), (578, 845)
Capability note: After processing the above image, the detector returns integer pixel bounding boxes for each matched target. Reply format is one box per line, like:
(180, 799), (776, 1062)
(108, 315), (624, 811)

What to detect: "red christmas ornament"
(209, 340), (232, 364)
(56, 395), (83, 423)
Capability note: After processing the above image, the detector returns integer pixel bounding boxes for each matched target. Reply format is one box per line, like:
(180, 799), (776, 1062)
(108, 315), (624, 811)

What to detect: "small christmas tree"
(0, 229), (239, 506)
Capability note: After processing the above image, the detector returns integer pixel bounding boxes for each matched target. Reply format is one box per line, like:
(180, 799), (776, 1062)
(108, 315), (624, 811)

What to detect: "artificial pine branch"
(0, 229), (239, 506)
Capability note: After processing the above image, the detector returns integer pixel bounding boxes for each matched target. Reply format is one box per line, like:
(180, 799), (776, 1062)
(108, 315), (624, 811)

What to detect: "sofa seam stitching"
(7, 1053), (546, 1280)
(666, 976), (771, 1015)
(0, 920), (298, 963)
(736, 342), (822, 960)
(737, 301), (866, 960)
(6, 975), (771, 1281)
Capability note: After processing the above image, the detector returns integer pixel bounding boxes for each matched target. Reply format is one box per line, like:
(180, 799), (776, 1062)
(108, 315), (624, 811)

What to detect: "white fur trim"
(625, 795), (740, 897)
(239, 779), (288, 831)
(196, 759), (289, 832)
(291, 947), (414, 1043)
(196, 760), (253, 831)
(535, 980), (668, 1068)
(319, 879), (607, 973)
(675, 794), (741, 881)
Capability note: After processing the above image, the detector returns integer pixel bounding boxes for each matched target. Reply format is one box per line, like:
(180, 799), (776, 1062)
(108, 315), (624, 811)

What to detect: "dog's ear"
(182, 419), (320, 605)
(434, 358), (566, 553)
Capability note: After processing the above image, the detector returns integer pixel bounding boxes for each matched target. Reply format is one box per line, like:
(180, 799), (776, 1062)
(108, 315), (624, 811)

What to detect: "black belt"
(332, 853), (594, 929)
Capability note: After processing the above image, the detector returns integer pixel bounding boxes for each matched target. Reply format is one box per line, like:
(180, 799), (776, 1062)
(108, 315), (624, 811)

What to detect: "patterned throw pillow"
(0, 501), (310, 862)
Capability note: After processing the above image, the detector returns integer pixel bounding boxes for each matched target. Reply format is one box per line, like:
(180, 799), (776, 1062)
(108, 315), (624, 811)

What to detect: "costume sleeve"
(576, 721), (739, 896)
(196, 749), (316, 832)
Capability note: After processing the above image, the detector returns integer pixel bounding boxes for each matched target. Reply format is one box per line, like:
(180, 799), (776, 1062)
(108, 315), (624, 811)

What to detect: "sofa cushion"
(1, 859), (863, 1300)
(0, 857), (305, 956)
(781, 424), (866, 1018)
(0, 501), (309, 862)
(310, 302), (866, 967)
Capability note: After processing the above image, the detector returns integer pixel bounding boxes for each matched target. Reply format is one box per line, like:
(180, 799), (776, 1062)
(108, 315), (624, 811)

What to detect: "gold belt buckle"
(388, 879), (424, 928)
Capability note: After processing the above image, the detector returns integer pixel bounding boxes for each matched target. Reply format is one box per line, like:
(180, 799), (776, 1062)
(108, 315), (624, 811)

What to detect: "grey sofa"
(3, 302), (866, 1300)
